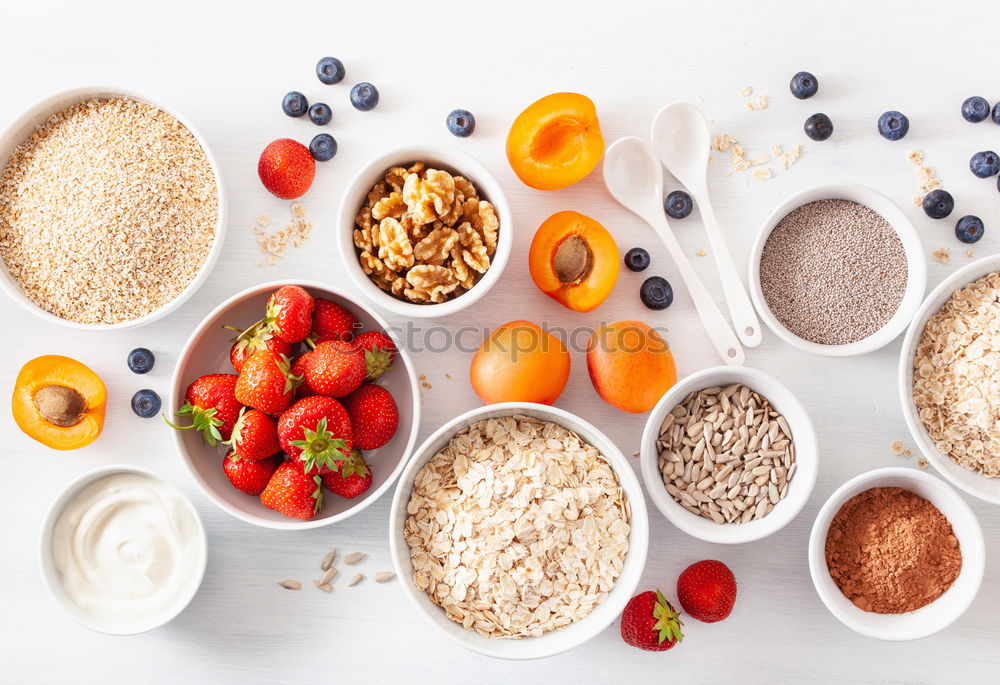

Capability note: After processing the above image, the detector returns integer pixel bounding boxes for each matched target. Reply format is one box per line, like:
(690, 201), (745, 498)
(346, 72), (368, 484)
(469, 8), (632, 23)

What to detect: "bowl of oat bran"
(899, 254), (1000, 505)
(0, 86), (224, 329)
(748, 183), (925, 356)
(388, 403), (648, 659)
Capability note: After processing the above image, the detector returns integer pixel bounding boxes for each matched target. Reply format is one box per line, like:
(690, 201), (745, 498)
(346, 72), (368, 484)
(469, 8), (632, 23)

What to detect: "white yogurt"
(51, 472), (201, 631)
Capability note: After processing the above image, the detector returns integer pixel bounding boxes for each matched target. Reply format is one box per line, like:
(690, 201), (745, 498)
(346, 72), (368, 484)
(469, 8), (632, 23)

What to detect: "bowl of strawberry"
(169, 281), (420, 529)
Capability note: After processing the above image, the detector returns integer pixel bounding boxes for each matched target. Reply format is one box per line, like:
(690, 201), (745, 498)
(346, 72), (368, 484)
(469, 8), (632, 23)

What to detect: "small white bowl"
(170, 280), (421, 530)
(808, 467), (985, 641)
(337, 145), (512, 318)
(640, 365), (818, 544)
(389, 402), (649, 660)
(748, 183), (926, 357)
(898, 254), (1000, 505)
(40, 464), (207, 635)
(0, 85), (226, 330)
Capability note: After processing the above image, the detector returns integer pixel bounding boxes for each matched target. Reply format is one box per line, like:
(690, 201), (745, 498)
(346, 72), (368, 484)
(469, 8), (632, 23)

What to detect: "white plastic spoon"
(603, 136), (745, 366)
(650, 102), (763, 347)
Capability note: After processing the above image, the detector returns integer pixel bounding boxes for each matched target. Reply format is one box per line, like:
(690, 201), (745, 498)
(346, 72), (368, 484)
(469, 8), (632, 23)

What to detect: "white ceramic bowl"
(898, 254), (1000, 505)
(640, 365), (818, 544)
(389, 403), (649, 660)
(40, 464), (207, 635)
(748, 183), (926, 356)
(337, 145), (512, 318)
(170, 280), (421, 530)
(808, 467), (985, 641)
(0, 86), (226, 330)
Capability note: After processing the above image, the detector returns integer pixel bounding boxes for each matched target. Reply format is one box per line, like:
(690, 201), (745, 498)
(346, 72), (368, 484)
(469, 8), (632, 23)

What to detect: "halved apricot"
(470, 321), (570, 405)
(529, 211), (619, 312)
(12, 355), (106, 450)
(506, 93), (604, 191)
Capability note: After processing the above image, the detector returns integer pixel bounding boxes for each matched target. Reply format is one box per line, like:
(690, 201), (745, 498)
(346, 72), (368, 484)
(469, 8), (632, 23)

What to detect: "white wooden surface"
(2, 1), (998, 682)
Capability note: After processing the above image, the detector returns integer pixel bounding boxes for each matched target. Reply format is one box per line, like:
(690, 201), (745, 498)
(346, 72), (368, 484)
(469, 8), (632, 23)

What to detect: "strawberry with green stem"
(620, 590), (684, 652)
(235, 350), (301, 414)
(354, 330), (397, 380)
(306, 298), (359, 347)
(277, 395), (353, 475)
(342, 383), (398, 450)
(226, 407), (281, 460)
(166, 373), (242, 447)
(321, 448), (373, 498)
(223, 450), (281, 495)
(261, 459), (324, 519)
(264, 285), (315, 344)
(225, 321), (293, 374)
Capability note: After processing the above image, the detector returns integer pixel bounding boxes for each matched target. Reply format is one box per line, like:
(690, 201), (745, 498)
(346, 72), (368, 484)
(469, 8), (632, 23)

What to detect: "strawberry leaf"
(653, 590), (684, 645)
(289, 417), (348, 474)
(164, 402), (223, 447)
(311, 475), (324, 514)
(363, 346), (394, 381)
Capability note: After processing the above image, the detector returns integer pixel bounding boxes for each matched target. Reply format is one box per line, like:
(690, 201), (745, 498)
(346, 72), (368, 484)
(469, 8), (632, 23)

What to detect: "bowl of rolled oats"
(0, 86), (224, 328)
(338, 145), (511, 317)
(900, 254), (1000, 505)
(389, 403), (648, 659)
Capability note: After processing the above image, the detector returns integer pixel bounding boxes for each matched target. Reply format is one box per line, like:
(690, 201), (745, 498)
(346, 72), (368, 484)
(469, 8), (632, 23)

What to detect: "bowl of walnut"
(338, 145), (511, 317)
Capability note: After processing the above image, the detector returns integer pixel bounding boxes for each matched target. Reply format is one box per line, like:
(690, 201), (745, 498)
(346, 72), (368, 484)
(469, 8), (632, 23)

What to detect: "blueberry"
(789, 71), (818, 99)
(350, 82), (379, 111)
(993, 101), (1000, 125)
(131, 389), (161, 418)
(446, 109), (475, 137)
(127, 347), (154, 374)
(316, 56), (345, 85)
(281, 91), (308, 118)
(308, 102), (332, 126)
(961, 96), (991, 123)
(970, 151), (1000, 178)
(640, 276), (673, 310)
(877, 111), (909, 141)
(922, 189), (955, 219)
(624, 247), (651, 272)
(309, 133), (337, 162)
(664, 190), (694, 219)
(804, 113), (833, 141)
(955, 215), (985, 244)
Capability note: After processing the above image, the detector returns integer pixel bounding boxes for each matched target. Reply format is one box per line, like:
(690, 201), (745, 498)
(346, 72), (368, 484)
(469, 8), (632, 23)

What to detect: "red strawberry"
(620, 590), (684, 652)
(291, 351), (315, 397)
(223, 450), (281, 495)
(265, 285), (315, 344)
(226, 322), (293, 373)
(260, 459), (324, 520)
(277, 395), (353, 475)
(258, 139), (315, 200)
(676, 560), (737, 623)
(226, 407), (281, 460)
(304, 340), (365, 397)
(166, 373), (241, 446)
(307, 298), (358, 347)
(354, 330), (398, 380)
(321, 448), (373, 499)
(342, 384), (399, 450)
(235, 350), (300, 414)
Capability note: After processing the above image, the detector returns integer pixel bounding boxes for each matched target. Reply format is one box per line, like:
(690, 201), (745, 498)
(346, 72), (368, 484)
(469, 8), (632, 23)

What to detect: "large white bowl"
(808, 467), (984, 641)
(337, 145), (512, 318)
(898, 253), (1000, 505)
(170, 280), (421, 530)
(640, 365), (818, 544)
(389, 403), (649, 660)
(40, 464), (207, 635)
(0, 85), (226, 330)
(748, 183), (926, 357)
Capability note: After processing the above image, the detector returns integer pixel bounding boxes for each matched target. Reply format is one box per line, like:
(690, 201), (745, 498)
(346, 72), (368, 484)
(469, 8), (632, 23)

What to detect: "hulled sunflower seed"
(278, 580), (302, 590)
(344, 552), (366, 565)
(320, 548), (337, 571)
(374, 571), (396, 583)
(348, 573), (365, 587)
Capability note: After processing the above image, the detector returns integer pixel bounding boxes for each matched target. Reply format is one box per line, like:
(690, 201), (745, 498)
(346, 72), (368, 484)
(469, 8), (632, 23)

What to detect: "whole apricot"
(12, 355), (106, 449)
(529, 211), (619, 312)
(470, 321), (570, 405)
(587, 321), (676, 413)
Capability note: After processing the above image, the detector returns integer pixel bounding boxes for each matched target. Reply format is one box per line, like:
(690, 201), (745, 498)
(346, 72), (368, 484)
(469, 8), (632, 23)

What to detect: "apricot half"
(587, 321), (676, 413)
(470, 320), (570, 405)
(12, 355), (106, 450)
(529, 211), (619, 312)
(506, 93), (604, 191)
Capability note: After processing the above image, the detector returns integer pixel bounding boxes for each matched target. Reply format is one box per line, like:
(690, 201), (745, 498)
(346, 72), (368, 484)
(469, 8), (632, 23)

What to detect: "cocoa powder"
(824, 487), (961, 614)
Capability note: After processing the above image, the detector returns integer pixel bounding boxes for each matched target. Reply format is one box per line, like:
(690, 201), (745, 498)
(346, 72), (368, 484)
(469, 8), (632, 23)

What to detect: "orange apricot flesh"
(12, 355), (106, 450)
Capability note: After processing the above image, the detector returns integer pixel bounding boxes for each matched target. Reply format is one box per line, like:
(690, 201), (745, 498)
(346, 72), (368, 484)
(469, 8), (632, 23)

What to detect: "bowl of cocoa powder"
(808, 467), (984, 640)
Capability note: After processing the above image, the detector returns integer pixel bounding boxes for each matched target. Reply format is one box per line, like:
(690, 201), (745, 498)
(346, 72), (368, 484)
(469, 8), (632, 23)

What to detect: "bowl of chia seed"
(748, 183), (926, 357)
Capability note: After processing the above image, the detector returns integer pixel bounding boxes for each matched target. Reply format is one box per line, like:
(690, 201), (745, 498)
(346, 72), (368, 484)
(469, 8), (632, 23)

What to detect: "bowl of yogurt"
(40, 465), (207, 635)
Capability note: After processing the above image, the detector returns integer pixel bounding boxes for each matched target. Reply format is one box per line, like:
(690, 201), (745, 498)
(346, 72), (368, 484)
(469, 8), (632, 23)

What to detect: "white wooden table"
(2, 1), (998, 682)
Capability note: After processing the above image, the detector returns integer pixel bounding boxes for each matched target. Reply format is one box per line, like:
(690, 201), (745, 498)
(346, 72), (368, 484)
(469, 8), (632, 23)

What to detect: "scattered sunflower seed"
(320, 566), (338, 585)
(348, 573), (365, 587)
(320, 548), (337, 571)
(344, 552), (366, 565)
(374, 571), (396, 583)
(278, 580), (302, 590)
(317, 582), (333, 594)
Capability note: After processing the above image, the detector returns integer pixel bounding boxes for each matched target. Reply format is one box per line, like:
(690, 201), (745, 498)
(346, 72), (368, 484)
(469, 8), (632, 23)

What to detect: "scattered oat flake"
(756, 95), (768, 109)
(932, 248), (950, 263)
(907, 150), (924, 166)
(740, 86), (753, 97)
(771, 144), (783, 156)
(745, 101), (757, 112)
(344, 552), (366, 565)
(695, 249), (706, 257)
(966, 249), (975, 258)
(713, 134), (735, 152)
(421, 381), (433, 389)
(912, 195), (923, 206)
(904, 449), (913, 457)
(256, 213), (271, 227)
(753, 168), (773, 181)
(890, 440), (905, 455)
(917, 457), (928, 469)
(348, 573), (365, 587)
(374, 572), (396, 583)
(750, 153), (771, 166)
(278, 580), (302, 590)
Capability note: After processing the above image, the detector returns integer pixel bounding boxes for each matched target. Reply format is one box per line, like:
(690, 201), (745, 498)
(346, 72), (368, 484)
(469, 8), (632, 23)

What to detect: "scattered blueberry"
(131, 389), (161, 418)
(955, 215), (985, 244)
(804, 113), (833, 141)
(624, 247), (651, 272)
(970, 150), (1000, 178)
(309, 133), (337, 162)
(922, 189), (955, 219)
(127, 348), (154, 374)
(664, 190), (694, 219)
(316, 56), (345, 85)
(281, 91), (308, 118)
(446, 109), (476, 137)
(789, 71), (818, 100)
(961, 96), (991, 123)
(640, 276), (674, 310)
(877, 111), (909, 141)
(308, 102), (332, 126)
(350, 82), (379, 111)
(993, 102), (1000, 125)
